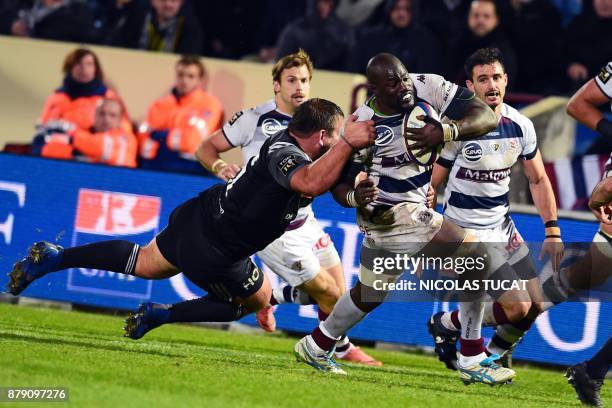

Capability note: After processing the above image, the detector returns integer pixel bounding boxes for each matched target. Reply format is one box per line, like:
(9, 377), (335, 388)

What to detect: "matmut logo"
(75, 189), (161, 235)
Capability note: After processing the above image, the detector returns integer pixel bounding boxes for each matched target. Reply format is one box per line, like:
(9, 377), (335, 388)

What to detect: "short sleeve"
(266, 142), (311, 190)
(595, 62), (612, 99)
(437, 141), (461, 168)
(222, 109), (257, 147)
(410, 73), (458, 116)
(519, 117), (538, 160)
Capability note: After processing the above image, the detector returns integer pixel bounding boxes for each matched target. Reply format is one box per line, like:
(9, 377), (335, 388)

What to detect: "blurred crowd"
(27, 48), (224, 174)
(1, 0), (611, 95)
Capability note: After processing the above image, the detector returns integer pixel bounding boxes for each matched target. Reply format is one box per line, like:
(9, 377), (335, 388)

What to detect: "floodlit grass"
(0, 303), (607, 407)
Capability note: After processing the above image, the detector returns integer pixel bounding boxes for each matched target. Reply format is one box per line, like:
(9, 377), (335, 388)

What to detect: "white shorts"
(604, 154), (611, 179)
(256, 215), (341, 287)
(357, 202), (443, 287)
(463, 216), (529, 265)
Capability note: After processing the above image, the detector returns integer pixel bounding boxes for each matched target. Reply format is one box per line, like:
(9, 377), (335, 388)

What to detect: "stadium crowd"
(1, 0), (611, 95)
(1, 0), (610, 210)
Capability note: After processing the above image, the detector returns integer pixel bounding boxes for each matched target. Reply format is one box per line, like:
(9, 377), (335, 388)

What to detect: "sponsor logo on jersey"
(277, 154), (298, 176)
(228, 110), (243, 126)
(598, 64), (611, 84)
(380, 152), (414, 167)
(262, 118), (285, 136)
(456, 166), (512, 183)
(462, 142), (483, 162)
(375, 125), (394, 146)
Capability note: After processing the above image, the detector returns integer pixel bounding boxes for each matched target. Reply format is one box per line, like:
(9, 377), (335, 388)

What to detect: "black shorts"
(156, 197), (264, 301)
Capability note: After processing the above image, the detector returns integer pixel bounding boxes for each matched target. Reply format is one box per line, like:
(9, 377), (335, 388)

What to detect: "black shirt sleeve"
(266, 142), (311, 190)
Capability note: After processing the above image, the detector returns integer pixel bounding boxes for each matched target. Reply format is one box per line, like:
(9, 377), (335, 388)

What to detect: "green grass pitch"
(0, 303), (608, 407)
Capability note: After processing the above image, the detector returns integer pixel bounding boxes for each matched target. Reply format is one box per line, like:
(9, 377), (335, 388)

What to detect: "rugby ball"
(403, 102), (440, 166)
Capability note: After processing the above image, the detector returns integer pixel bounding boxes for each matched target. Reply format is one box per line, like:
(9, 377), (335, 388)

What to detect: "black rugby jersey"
(200, 130), (313, 259)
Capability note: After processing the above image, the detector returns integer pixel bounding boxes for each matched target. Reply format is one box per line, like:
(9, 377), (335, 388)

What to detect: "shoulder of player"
(501, 103), (535, 132)
(229, 99), (276, 123)
(267, 132), (309, 157)
(409, 73), (446, 88)
(353, 101), (375, 120)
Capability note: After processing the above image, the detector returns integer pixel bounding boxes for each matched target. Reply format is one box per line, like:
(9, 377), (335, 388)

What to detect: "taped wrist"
(346, 190), (358, 207)
(211, 159), (227, 174)
(544, 220), (561, 238)
(442, 122), (459, 142)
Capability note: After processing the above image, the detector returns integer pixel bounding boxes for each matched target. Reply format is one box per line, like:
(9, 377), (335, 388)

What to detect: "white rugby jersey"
(222, 99), (313, 224)
(223, 99), (291, 163)
(438, 103), (537, 229)
(353, 73), (458, 206)
(595, 61), (612, 174)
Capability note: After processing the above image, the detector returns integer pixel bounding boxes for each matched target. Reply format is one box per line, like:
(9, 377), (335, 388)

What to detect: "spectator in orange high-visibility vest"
(138, 55), (224, 174)
(33, 98), (138, 168)
(39, 47), (131, 133)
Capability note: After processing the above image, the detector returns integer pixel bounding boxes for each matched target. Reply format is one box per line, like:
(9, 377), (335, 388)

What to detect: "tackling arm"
(290, 117), (376, 197)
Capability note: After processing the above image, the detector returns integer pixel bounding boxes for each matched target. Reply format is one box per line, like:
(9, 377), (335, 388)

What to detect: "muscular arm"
(290, 139), (355, 197)
(566, 79), (609, 131)
(407, 87), (497, 150)
(290, 118), (376, 197)
(330, 163), (363, 207)
(522, 150), (558, 223)
(453, 94), (498, 140)
(195, 129), (240, 180)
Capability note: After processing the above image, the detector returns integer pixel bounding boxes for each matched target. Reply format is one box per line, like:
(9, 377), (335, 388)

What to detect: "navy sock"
(58, 240), (139, 275)
(586, 337), (612, 380)
(169, 295), (249, 323)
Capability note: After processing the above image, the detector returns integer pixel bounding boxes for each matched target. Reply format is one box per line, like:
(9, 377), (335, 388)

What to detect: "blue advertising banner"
(0, 154), (609, 367)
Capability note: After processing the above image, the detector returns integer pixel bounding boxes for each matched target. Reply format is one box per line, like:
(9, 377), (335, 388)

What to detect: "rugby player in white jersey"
(426, 48), (564, 370)
(294, 53), (524, 384)
(196, 50), (380, 366)
(564, 61), (612, 407)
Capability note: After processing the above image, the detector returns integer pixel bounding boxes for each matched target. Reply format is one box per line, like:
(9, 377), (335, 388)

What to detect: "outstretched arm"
(289, 117), (376, 197)
(406, 87), (497, 152)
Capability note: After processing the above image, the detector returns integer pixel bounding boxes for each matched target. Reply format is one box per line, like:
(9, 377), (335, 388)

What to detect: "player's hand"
(343, 115), (376, 149)
(591, 204), (612, 225)
(355, 177), (378, 206)
(405, 115), (443, 155)
(539, 237), (564, 272)
(426, 185), (436, 209)
(216, 163), (241, 181)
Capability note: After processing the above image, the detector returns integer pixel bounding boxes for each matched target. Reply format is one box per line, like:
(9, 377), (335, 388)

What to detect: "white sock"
(441, 311), (459, 331)
(321, 291), (367, 338)
(459, 352), (487, 367)
(482, 302), (497, 326)
(459, 301), (484, 341)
